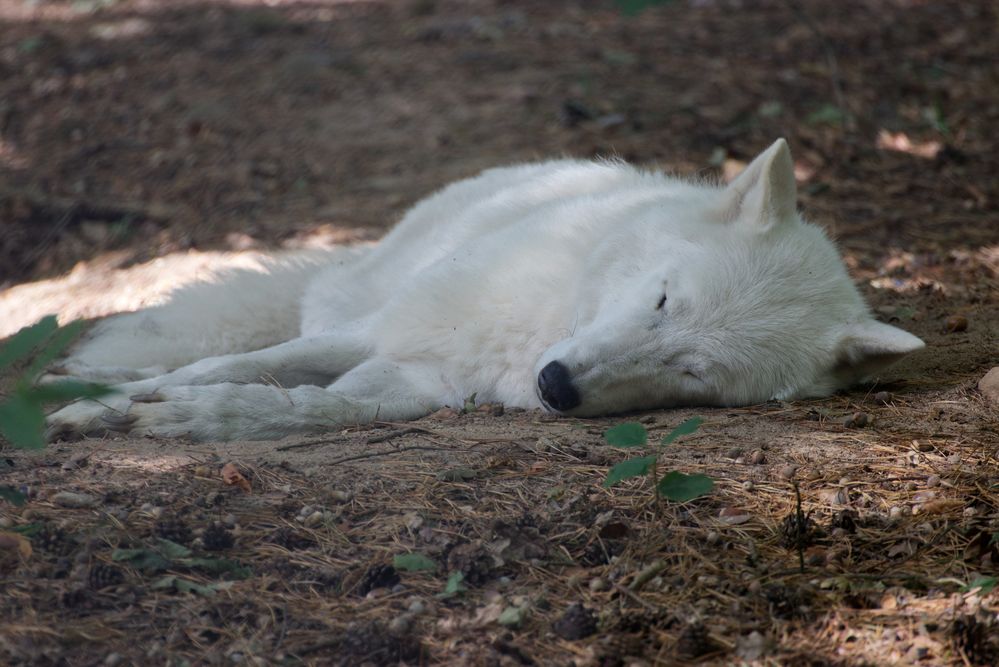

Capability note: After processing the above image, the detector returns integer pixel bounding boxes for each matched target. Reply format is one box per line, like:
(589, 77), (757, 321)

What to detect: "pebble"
(404, 512), (424, 531)
(741, 480), (755, 491)
(944, 314), (968, 333)
(978, 367), (999, 407)
(104, 653), (124, 666)
(52, 492), (98, 509)
(777, 465), (798, 481)
(222, 513), (237, 528)
(303, 511), (324, 528)
(843, 412), (869, 428)
(388, 614), (411, 635)
(329, 490), (351, 504)
(0, 516), (12, 529)
(62, 452), (90, 471)
(705, 530), (720, 545)
(874, 391), (893, 405)
(889, 506), (904, 519)
(407, 598), (427, 615)
(588, 577), (608, 592)
(149, 506), (164, 520)
(926, 474), (940, 487)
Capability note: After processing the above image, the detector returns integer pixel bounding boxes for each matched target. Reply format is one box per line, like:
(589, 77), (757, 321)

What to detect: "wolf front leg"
(51, 332), (371, 388)
(81, 358), (448, 441)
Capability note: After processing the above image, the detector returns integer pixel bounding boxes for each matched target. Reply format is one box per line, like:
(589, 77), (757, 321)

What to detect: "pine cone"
(154, 517), (192, 544)
(357, 564), (400, 596)
(88, 563), (125, 589)
(33, 525), (75, 557)
(552, 603), (598, 640)
(202, 524), (234, 551)
(676, 623), (716, 659)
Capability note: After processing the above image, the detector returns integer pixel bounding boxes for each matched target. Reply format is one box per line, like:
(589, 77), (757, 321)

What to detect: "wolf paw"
(45, 394), (132, 442)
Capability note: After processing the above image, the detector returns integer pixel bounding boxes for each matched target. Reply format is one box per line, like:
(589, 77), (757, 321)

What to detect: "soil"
(1, 0), (998, 665)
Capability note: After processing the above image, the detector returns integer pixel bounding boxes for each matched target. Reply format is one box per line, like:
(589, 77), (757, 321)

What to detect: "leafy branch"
(0, 316), (111, 505)
(603, 417), (713, 502)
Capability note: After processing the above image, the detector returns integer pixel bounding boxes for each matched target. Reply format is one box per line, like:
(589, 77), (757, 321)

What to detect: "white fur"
(46, 140), (924, 441)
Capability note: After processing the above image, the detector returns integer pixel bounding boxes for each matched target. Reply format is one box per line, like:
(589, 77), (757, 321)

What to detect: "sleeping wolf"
(46, 139), (924, 441)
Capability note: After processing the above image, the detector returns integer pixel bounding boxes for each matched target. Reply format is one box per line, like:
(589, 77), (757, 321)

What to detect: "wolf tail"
(63, 247), (365, 376)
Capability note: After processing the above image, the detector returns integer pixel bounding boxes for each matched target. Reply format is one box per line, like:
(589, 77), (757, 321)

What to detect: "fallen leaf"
(0, 530), (32, 558)
(876, 130), (942, 159)
(919, 499), (964, 514)
(718, 507), (752, 525)
(817, 488), (850, 505)
(221, 463), (251, 492)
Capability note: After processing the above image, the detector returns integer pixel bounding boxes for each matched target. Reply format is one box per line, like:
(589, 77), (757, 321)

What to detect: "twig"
(326, 444), (470, 466)
(784, 0), (853, 130)
(793, 482), (806, 574)
(366, 427), (422, 444)
(629, 559), (668, 592)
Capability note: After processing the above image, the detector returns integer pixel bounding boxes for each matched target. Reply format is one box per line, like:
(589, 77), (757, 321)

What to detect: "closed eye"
(655, 294), (667, 310)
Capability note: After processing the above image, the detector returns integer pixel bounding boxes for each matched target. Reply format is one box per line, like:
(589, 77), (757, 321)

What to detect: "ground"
(1, 0), (998, 665)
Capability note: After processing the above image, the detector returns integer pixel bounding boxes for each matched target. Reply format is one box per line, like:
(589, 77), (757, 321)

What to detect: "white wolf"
(46, 140), (923, 442)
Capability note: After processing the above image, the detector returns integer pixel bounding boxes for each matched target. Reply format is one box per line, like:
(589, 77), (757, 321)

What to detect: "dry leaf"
(0, 531), (32, 558)
(919, 499), (964, 515)
(876, 130), (942, 159)
(221, 462), (251, 492)
(718, 507), (752, 525)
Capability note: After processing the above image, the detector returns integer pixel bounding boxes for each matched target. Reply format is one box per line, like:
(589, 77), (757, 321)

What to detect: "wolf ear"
(722, 138), (797, 231)
(832, 319), (925, 384)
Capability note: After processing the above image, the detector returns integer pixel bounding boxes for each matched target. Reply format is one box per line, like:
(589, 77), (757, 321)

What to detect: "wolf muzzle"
(537, 360), (581, 412)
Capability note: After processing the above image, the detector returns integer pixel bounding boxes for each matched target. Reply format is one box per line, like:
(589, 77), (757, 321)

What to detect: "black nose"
(538, 361), (581, 412)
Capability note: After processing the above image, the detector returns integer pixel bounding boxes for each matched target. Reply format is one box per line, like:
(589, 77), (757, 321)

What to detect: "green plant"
(616, 0), (676, 16)
(602, 417), (713, 502)
(0, 316), (111, 504)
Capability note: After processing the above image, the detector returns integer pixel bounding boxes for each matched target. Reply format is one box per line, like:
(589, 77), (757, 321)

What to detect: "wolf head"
(534, 139), (925, 415)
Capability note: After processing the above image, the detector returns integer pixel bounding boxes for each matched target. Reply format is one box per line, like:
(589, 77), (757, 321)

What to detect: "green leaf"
(0, 394), (46, 449)
(615, 0), (675, 16)
(181, 557), (251, 579)
(23, 320), (86, 381)
(155, 538), (192, 559)
(0, 485), (27, 506)
(439, 571), (466, 598)
(0, 316), (58, 370)
(151, 575), (229, 596)
(393, 553), (438, 572)
(498, 606), (526, 628)
(604, 422), (648, 448)
(26, 380), (113, 404)
(806, 104), (847, 126)
(660, 417), (703, 445)
(11, 523), (43, 536)
(112, 547), (171, 572)
(656, 471), (714, 502)
(462, 392), (477, 413)
(603, 455), (657, 487)
(961, 576), (998, 595)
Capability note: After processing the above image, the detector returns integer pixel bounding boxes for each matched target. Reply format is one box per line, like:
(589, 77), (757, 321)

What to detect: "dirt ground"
(1, 0), (998, 665)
